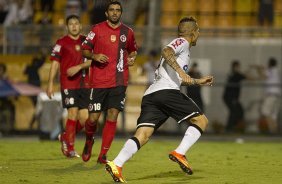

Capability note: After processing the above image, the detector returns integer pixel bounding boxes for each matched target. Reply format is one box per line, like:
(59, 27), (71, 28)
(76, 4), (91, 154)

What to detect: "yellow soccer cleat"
(105, 161), (126, 183)
(169, 151), (193, 175)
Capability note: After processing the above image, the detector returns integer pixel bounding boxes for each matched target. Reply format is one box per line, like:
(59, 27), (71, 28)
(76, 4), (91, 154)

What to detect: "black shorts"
(88, 86), (126, 113)
(137, 89), (203, 130)
(61, 88), (90, 109)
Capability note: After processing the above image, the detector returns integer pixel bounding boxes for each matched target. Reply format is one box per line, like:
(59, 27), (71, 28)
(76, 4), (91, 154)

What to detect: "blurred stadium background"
(0, 0), (281, 137)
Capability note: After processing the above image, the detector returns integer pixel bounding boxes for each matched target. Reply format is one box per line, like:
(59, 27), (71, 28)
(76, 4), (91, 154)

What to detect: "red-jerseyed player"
(67, 1), (138, 164)
(47, 15), (90, 158)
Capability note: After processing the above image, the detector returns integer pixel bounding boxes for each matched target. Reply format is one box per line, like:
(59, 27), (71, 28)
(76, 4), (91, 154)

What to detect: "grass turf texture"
(0, 138), (282, 184)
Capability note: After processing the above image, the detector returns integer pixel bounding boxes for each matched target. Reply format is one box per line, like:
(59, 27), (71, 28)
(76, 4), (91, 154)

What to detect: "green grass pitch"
(0, 137), (282, 184)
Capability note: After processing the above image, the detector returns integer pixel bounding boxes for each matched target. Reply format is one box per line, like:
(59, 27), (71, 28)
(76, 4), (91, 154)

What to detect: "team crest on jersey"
(53, 44), (61, 52)
(120, 34), (126, 42)
(87, 31), (95, 40)
(75, 44), (80, 51)
(111, 35), (116, 42)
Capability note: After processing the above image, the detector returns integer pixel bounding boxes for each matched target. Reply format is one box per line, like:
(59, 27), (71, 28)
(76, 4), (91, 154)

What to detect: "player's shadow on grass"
(10, 158), (65, 162)
(44, 162), (98, 174)
(131, 169), (204, 183)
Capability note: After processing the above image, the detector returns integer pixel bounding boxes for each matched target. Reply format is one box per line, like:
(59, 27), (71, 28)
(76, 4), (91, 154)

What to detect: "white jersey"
(264, 67), (281, 95)
(144, 37), (191, 96)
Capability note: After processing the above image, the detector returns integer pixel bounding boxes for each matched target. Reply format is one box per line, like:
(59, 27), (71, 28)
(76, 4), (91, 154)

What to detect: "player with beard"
(105, 16), (214, 182)
(47, 15), (90, 158)
(67, 1), (138, 164)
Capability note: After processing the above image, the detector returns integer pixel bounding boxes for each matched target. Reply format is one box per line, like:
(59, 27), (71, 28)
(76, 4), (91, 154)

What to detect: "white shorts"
(261, 95), (280, 121)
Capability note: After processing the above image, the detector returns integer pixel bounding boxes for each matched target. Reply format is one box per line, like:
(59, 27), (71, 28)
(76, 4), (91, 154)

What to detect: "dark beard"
(108, 18), (120, 25)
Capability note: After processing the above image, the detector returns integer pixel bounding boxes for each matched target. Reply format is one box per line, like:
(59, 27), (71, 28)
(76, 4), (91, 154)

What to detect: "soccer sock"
(65, 119), (76, 151)
(175, 124), (203, 155)
(85, 119), (97, 140)
(76, 120), (85, 133)
(113, 137), (140, 167)
(99, 120), (117, 158)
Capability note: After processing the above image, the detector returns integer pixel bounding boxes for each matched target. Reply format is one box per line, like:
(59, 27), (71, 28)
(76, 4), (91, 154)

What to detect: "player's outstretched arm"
(196, 76), (214, 86)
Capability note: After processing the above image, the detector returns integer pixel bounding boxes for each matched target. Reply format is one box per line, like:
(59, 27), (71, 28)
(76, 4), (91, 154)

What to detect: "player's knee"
(107, 108), (119, 120)
(200, 115), (209, 126)
(78, 114), (88, 124)
(68, 112), (78, 120)
(67, 108), (79, 120)
(79, 117), (88, 125)
(89, 113), (99, 124)
(191, 114), (208, 130)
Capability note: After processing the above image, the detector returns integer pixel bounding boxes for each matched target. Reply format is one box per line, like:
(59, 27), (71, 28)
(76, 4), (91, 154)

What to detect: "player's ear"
(105, 11), (108, 18)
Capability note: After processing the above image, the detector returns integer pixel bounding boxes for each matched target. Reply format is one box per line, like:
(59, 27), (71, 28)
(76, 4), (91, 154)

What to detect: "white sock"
(113, 139), (138, 167)
(175, 126), (201, 155)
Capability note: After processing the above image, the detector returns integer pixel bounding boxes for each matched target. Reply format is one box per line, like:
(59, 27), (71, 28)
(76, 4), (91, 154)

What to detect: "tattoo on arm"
(162, 47), (182, 72)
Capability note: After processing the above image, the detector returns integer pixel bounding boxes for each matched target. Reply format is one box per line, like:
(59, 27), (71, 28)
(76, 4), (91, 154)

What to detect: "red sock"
(85, 119), (98, 140)
(76, 120), (85, 133)
(99, 120), (117, 158)
(65, 119), (76, 151)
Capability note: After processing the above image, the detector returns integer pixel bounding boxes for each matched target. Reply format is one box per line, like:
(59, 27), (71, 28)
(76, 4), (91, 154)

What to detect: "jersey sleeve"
(167, 38), (188, 56)
(50, 39), (63, 62)
(126, 29), (138, 53)
(82, 26), (97, 51)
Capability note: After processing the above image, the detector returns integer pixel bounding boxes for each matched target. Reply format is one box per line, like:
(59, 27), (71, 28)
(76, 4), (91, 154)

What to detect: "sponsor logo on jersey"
(111, 35), (117, 42)
(120, 34), (126, 42)
(171, 39), (185, 49)
(75, 44), (80, 51)
(117, 49), (124, 72)
(53, 44), (61, 53)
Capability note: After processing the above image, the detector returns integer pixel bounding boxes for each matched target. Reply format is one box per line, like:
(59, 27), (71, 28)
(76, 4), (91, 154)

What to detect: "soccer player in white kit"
(105, 17), (214, 183)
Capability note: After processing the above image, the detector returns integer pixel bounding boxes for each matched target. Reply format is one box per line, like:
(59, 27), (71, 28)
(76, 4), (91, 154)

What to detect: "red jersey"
(82, 21), (137, 88)
(50, 35), (89, 89)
